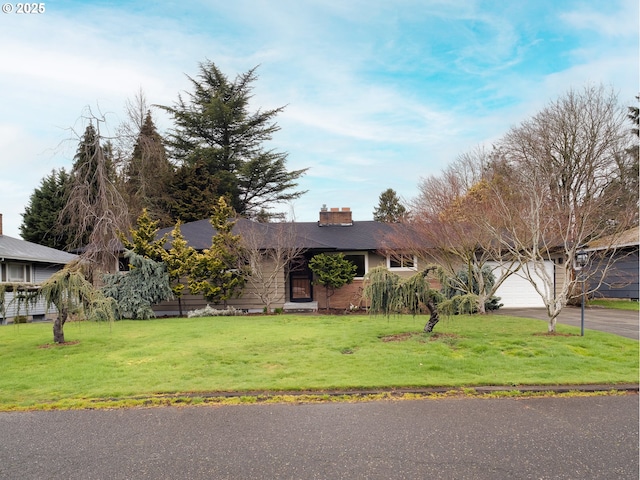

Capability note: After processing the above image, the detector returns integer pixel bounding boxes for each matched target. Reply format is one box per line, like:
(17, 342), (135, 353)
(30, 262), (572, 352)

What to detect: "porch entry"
(289, 270), (313, 302)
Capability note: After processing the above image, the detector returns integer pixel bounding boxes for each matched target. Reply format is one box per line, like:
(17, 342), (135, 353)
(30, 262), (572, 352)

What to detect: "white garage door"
(488, 261), (555, 308)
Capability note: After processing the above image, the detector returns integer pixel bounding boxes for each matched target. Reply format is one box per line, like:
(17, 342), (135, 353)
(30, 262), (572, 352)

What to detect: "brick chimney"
(0, 213), (3, 236)
(319, 206), (353, 226)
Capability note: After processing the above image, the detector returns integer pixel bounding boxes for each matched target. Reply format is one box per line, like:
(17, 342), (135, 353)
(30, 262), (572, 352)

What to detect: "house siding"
(152, 251), (428, 315)
(588, 249), (639, 300)
(1, 262), (64, 323)
(551, 254), (566, 302)
(153, 258), (287, 315)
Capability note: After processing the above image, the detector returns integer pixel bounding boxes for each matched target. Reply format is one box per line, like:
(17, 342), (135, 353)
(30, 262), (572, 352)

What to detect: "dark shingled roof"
(158, 218), (406, 252)
(291, 221), (397, 250)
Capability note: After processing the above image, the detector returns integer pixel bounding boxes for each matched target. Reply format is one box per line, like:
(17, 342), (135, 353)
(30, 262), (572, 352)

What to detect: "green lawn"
(0, 314), (637, 410)
(588, 299), (639, 311)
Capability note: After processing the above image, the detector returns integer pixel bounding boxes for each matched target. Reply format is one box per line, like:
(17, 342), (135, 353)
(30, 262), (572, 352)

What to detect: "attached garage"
(488, 261), (555, 308)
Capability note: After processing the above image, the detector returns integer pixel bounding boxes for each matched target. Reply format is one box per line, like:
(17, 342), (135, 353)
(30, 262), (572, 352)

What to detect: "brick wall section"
(314, 280), (367, 311)
(314, 276), (441, 311)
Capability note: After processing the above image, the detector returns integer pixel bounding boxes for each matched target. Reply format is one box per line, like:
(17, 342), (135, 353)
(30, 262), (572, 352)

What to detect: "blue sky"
(0, 0), (637, 238)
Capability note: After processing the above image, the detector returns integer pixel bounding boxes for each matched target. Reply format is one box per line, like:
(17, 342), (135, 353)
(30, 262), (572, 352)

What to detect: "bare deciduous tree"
(399, 148), (520, 314)
(238, 220), (306, 313)
(60, 113), (130, 282)
(487, 85), (635, 331)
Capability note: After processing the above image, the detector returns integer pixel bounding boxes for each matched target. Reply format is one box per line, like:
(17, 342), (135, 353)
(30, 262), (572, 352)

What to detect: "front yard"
(0, 313), (637, 410)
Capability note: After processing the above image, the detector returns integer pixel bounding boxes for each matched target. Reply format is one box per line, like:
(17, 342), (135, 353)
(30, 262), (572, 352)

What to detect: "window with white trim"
(1, 263), (33, 283)
(387, 254), (417, 271)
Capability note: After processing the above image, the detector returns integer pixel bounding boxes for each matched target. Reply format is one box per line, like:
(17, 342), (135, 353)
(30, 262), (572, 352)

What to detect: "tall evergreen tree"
(160, 61), (308, 219)
(20, 168), (72, 249)
(611, 97), (640, 226)
(169, 161), (225, 223)
(122, 111), (174, 226)
(373, 188), (407, 222)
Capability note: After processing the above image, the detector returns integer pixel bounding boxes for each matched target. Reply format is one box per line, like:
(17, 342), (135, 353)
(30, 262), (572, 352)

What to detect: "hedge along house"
(0, 214), (77, 324)
(152, 207), (421, 315)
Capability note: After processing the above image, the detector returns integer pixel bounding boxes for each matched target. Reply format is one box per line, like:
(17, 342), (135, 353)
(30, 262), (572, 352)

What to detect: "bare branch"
(60, 115), (130, 281)
(238, 220), (307, 312)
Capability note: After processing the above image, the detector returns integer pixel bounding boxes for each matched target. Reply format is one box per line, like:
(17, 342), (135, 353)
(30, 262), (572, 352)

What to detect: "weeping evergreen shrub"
(39, 262), (116, 343)
(2, 262), (114, 342)
(362, 266), (443, 332)
(102, 250), (173, 319)
(363, 267), (401, 317)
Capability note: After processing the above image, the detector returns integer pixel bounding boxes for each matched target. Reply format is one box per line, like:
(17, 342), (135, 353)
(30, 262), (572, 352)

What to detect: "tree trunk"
(325, 288), (332, 313)
(477, 296), (487, 314)
(423, 298), (440, 333)
(53, 308), (68, 343)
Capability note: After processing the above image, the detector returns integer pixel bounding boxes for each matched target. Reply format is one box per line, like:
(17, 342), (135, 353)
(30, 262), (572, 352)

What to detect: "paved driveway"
(497, 306), (639, 340)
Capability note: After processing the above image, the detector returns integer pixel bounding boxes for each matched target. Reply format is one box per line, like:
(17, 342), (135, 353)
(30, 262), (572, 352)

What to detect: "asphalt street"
(0, 394), (638, 479)
(497, 306), (639, 340)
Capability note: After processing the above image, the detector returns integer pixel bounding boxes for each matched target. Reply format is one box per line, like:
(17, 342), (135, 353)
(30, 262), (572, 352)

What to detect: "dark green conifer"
(160, 61), (307, 220)
(20, 168), (72, 249)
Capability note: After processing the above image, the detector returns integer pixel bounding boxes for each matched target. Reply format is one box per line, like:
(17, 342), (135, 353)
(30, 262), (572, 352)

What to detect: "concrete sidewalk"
(497, 306), (639, 340)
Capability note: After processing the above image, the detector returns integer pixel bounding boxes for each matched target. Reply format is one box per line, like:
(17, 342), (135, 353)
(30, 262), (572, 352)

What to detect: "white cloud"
(561, 0), (639, 38)
(0, 0), (637, 236)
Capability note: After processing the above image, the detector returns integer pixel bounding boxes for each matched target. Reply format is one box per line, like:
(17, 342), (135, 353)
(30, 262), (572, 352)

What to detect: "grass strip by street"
(3, 387), (636, 412)
(0, 314), (637, 410)
(587, 299), (639, 311)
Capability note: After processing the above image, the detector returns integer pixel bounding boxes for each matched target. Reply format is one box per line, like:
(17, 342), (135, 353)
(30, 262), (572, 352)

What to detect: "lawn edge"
(3, 384), (637, 412)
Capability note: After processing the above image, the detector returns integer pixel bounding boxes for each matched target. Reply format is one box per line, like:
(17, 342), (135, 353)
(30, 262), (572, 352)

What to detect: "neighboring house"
(584, 226), (639, 301)
(153, 207), (420, 315)
(0, 214), (77, 324)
